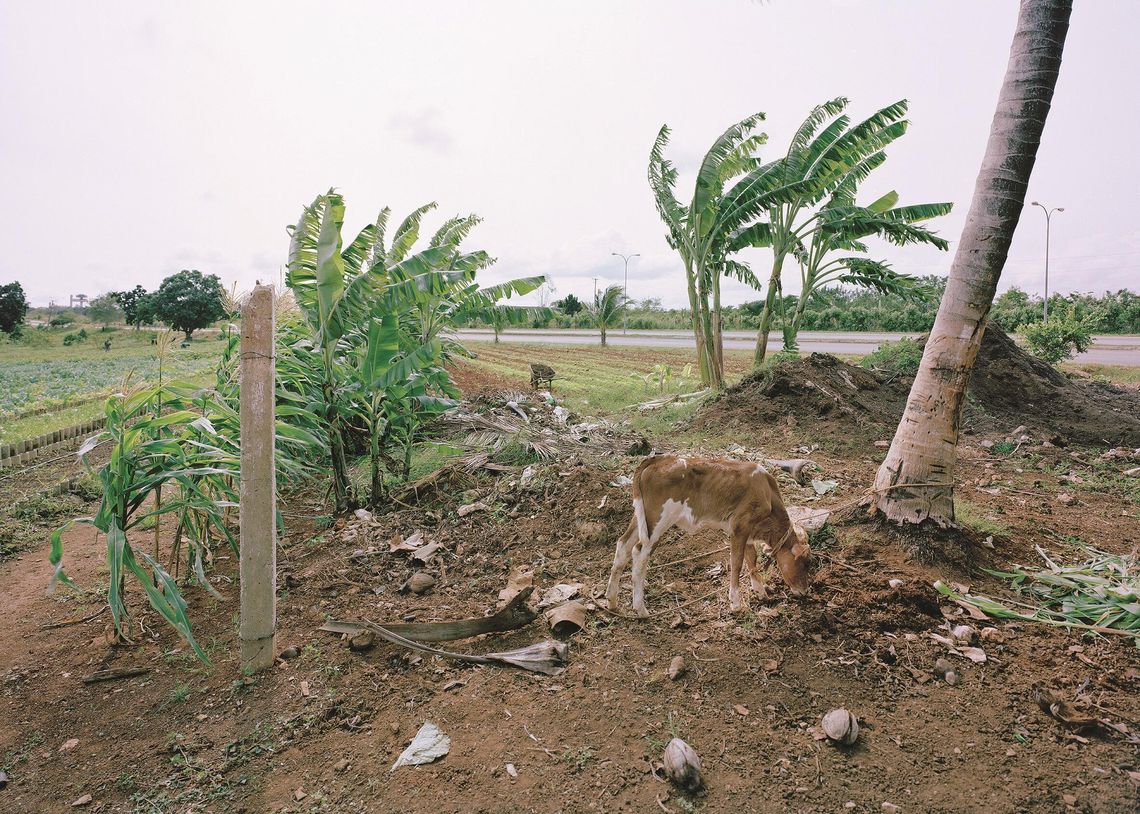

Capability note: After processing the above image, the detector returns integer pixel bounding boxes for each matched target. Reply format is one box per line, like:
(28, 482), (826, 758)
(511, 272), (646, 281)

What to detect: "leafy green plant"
(286, 190), (547, 510)
(936, 543), (1140, 639)
(50, 380), (239, 661)
(1021, 313), (1093, 364)
(861, 337), (925, 376)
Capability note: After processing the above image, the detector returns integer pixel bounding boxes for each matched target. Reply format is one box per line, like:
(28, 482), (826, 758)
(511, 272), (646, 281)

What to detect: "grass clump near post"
(936, 544), (1140, 642)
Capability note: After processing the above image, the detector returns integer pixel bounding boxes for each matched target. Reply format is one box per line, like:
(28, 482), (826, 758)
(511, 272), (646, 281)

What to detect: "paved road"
(455, 329), (1140, 367)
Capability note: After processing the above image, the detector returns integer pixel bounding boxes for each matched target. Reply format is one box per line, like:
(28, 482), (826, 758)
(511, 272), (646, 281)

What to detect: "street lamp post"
(611, 252), (639, 333)
(1030, 201), (1064, 324)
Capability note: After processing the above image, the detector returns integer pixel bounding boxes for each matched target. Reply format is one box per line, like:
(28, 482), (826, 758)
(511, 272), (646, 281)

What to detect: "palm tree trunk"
(872, 0), (1072, 526)
(753, 254), (785, 366)
(600, 325), (607, 347)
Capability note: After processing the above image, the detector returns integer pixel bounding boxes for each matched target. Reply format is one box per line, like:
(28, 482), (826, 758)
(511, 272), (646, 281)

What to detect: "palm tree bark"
(872, 0), (1072, 526)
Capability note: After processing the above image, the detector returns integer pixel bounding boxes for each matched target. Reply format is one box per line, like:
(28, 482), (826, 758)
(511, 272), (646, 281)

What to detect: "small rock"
(668, 655), (687, 681)
(873, 440), (890, 448)
(294, 788), (307, 802)
(980, 440), (995, 450)
(1124, 467), (1140, 477)
(980, 627), (1004, 643)
(60, 738), (79, 752)
(933, 658), (954, 679)
(1010, 425), (1028, 437)
(888, 578), (904, 589)
(882, 803), (900, 814)
(0, 770), (7, 790)
(334, 758), (350, 772)
(349, 631), (375, 652)
(627, 437), (652, 456)
(944, 671), (960, 686)
(505, 763), (518, 779)
(300, 680), (311, 697)
(844, 803), (856, 810)
(353, 508), (373, 521)
(734, 704), (749, 717)
(71, 794), (92, 807)
(279, 646), (300, 660)
(951, 624), (978, 645)
(1056, 492), (1074, 505)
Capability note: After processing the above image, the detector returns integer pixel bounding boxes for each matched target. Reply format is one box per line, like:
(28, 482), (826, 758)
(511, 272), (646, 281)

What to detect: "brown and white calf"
(605, 455), (811, 616)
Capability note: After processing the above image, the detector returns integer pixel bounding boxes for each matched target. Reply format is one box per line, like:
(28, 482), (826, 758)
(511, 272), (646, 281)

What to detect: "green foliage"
(1021, 310), (1093, 364)
(152, 270), (226, 339)
(51, 374), (241, 660)
(0, 281), (29, 334)
(87, 294), (122, 329)
(112, 285), (156, 328)
(861, 337), (925, 375)
(587, 285), (628, 346)
(285, 189), (546, 510)
(49, 313), (75, 327)
(555, 293), (584, 315)
(0, 341), (219, 416)
(937, 543), (1140, 639)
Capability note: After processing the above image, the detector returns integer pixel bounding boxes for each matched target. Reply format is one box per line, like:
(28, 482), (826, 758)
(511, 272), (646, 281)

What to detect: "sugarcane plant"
(50, 380), (239, 661)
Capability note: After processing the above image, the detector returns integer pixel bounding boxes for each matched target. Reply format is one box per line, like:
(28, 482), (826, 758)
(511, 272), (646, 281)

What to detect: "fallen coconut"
(406, 572), (436, 595)
(663, 738), (703, 791)
(821, 708), (859, 746)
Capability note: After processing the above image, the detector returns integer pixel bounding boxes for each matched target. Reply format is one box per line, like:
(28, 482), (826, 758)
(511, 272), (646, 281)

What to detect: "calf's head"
(773, 524), (812, 595)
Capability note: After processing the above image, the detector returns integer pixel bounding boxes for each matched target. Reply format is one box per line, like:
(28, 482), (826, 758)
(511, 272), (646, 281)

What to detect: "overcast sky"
(2, 1), (1136, 309)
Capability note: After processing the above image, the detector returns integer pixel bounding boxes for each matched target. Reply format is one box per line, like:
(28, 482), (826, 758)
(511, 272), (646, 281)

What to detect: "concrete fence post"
(239, 284), (277, 673)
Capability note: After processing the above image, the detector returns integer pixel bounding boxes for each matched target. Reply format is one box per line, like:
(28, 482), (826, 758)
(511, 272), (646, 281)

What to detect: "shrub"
(861, 337), (924, 375)
(1021, 314), (1092, 365)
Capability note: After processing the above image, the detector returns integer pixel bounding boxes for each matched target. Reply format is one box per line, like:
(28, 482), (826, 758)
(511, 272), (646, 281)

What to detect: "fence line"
(0, 417), (107, 469)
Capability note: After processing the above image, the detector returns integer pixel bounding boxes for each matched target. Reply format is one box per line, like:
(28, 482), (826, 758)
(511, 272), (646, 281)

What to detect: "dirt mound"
(967, 326), (1140, 446)
(703, 327), (1140, 448)
(702, 352), (913, 445)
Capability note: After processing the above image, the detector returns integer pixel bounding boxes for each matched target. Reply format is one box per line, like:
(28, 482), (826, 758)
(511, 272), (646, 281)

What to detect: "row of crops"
(0, 347), (223, 416)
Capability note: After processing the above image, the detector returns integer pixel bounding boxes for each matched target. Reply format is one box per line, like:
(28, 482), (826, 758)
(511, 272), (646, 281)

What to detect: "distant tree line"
(2, 270), (227, 341)
(465, 279), (1140, 335)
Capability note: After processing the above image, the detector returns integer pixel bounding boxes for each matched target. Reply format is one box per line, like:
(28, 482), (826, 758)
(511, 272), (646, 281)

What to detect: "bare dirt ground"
(1, 345), (1139, 813)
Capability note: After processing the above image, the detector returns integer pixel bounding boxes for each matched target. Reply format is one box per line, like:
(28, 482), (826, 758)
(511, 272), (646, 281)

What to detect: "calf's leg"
(605, 519), (637, 609)
(728, 527), (749, 612)
(744, 540), (767, 592)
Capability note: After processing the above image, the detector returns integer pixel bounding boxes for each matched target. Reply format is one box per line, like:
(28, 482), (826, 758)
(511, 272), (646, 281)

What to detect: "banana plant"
(648, 115), (808, 388)
(286, 191), (460, 510)
(783, 194), (953, 347)
(734, 98), (918, 364)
